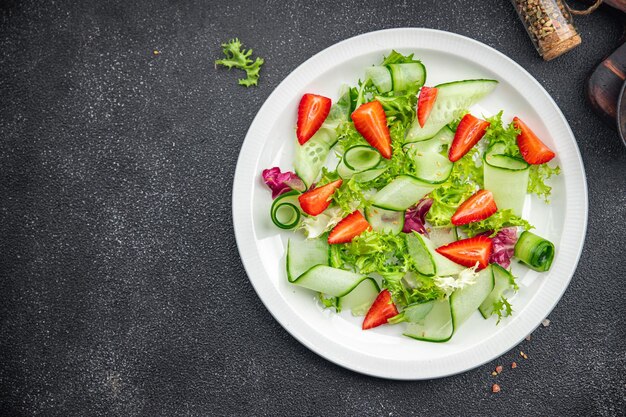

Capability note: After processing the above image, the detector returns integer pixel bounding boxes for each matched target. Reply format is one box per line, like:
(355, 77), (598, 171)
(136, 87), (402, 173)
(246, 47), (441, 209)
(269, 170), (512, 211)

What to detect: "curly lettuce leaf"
(462, 209), (533, 237)
(383, 271), (443, 308)
(529, 163), (560, 203)
(483, 111), (521, 158)
(381, 50), (422, 65)
(215, 38), (264, 87)
(365, 123), (417, 189)
(493, 296), (513, 325)
(333, 230), (411, 275)
(375, 94), (418, 125)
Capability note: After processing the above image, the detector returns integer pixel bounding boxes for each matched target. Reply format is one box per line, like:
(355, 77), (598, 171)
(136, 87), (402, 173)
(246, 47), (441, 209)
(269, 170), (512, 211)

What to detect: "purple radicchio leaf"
(489, 227), (518, 269)
(262, 167), (306, 199)
(402, 198), (433, 235)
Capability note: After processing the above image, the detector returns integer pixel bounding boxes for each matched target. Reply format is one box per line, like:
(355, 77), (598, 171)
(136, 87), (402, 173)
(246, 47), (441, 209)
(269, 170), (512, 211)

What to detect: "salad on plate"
(260, 51), (559, 342)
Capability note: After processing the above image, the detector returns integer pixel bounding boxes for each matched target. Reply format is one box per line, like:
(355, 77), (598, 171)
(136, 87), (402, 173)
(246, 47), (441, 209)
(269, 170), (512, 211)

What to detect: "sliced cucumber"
(371, 175), (436, 211)
(336, 158), (355, 179)
(387, 63), (426, 92)
(286, 238), (330, 282)
(388, 300), (435, 324)
(294, 127), (338, 187)
(337, 277), (380, 316)
(405, 232), (436, 276)
(344, 146), (381, 171)
(414, 232), (465, 277)
(405, 79), (498, 143)
(402, 126), (455, 183)
(270, 191), (302, 230)
(450, 265), (494, 330)
(403, 299), (453, 342)
(352, 167), (386, 183)
(428, 227), (458, 247)
(365, 206), (404, 235)
(484, 152), (530, 217)
(365, 66), (393, 93)
(292, 265), (371, 298)
(479, 263), (516, 318)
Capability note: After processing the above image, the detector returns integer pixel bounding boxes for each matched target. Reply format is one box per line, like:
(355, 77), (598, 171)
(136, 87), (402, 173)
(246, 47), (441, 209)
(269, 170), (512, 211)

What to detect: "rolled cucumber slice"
(286, 238), (330, 282)
(371, 175), (437, 211)
(365, 66), (393, 93)
(403, 299), (454, 342)
(450, 265), (494, 330)
(403, 126), (455, 183)
(387, 63), (426, 92)
(344, 146), (381, 171)
(514, 231), (555, 272)
(479, 263), (516, 319)
(271, 191), (302, 230)
(484, 152), (530, 217)
(388, 300), (435, 324)
(365, 206), (404, 235)
(405, 79), (498, 143)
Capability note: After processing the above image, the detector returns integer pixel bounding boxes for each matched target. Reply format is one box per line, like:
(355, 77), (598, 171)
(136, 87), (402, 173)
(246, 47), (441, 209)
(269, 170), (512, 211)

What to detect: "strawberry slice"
(513, 117), (556, 165)
(435, 236), (493, 269)
(449, 114), (490, 162)
(362, 289), (399, 330)
(351, 101), (392, 159)
(451, 189), (497, 226)
(297, 94), (332, 145)
(417, 86), (438, 128)
(298, 179), (342, 216)
(328, 210), (371, 244)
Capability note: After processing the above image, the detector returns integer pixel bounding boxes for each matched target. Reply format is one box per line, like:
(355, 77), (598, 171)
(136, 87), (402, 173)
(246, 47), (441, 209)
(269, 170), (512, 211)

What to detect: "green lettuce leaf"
(215, 38), (264, 87)
(462, 209), (533, 237)
(528, 163), (561, 203)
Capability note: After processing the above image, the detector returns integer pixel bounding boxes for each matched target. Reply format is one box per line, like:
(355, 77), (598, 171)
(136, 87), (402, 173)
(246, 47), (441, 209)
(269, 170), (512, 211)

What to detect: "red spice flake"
(511, 362), (518, 369)
(492, 383), (501, 393)
(495, 365), (503, 374)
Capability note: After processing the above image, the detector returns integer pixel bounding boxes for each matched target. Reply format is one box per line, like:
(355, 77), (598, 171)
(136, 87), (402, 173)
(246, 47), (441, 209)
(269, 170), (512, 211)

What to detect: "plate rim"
(232, 28), (588, 380)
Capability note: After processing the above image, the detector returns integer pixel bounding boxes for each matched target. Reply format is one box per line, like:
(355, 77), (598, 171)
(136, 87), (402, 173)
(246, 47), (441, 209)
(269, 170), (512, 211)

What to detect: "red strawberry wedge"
(297, 94), (332, 145)
(449, 114), (490, 162)
(451, 189), (497, 226)
(417, 86), (438, 128)
(351, 101), (392, 159)
(362, 289), (399, 330)
(513, 117), (556, 165)
(435, 236), (493, 269)
(328, 210), (371, 244)
(298, 179), (342, 216)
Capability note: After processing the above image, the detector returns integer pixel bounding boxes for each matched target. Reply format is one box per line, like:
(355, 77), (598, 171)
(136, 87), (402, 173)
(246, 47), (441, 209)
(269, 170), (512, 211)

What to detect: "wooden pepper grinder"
(586, 0), (626, 144)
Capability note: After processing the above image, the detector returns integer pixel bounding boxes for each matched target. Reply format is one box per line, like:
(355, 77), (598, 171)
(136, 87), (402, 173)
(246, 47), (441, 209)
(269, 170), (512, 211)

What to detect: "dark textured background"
(1, 1), (625, 416)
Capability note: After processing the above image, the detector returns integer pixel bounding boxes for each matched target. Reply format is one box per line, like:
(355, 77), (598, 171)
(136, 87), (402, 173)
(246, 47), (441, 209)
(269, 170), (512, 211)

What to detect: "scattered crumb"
(491, 371), (497, 376)
(511, 362), (517, 369)
(542, 318), (551, 327)
(525, 334), (532, 341)
(153, 50), (161, 55)
(492, 383), (501, 393)
(495, 365), (503, 374)
(520, 351), (528, 360)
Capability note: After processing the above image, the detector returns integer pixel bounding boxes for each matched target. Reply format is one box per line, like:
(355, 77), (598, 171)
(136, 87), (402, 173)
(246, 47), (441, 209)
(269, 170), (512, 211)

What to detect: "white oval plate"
(232, 29), (587, 380)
